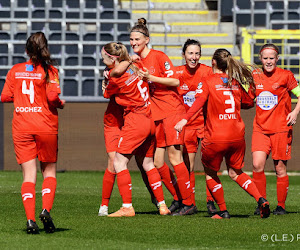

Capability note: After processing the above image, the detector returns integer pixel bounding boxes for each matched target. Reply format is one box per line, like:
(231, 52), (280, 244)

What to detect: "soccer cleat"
(26, 220), (40, 234)
(257, 197), (270, 219)
(211, 210), (230, 219)
(168, 200), (182, 213)
(273, 205), (286, 215)
(159, 203), (171, 215)
(172, 204), (197, 216)
(207, 200), (218, 215)
(39, 209), (56, 233)
(107, 206), (135, 217)
(98, 205), (108, 216)
(253, 206), (260, 215)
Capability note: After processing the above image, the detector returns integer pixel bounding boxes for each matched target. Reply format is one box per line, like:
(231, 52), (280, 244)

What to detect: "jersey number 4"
(22, 80), (34, 104)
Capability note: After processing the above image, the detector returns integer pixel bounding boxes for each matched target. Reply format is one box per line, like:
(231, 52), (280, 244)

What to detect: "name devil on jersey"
(219, 113), (237, 120)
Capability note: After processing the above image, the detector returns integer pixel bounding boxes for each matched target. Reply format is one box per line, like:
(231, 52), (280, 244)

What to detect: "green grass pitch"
(0, 171), (300, 249)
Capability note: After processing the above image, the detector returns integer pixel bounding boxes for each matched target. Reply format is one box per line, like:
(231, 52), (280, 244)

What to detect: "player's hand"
(131, 54), (140, 63)
(102, 79), (108, 93)
(60, 99), (66, 109)
(286, 110), (298, 126)
(139, 67), (150, 80)
(174, 119), (187, 132)
(103, 68), (110, 79)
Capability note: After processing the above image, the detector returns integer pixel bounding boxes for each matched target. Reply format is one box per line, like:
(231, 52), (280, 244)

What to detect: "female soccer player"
(175, 39), (217, 214)
(1, 32), (65, 233)
(175, 48), (270, 219)
(130, 18), (194, 215)
(101, 42), (170, 217)
(252, 43), (300, 215)
(98, 85), (157, 216)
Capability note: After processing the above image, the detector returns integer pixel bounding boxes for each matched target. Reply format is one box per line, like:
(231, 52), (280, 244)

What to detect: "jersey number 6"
(137, 80), (149, 101)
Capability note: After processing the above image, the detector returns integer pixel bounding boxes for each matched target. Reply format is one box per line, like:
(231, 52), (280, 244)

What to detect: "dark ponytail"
(26, 32), (57, 82)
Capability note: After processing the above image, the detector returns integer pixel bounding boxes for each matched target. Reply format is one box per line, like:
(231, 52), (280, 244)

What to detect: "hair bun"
(137, 18), (147, 26)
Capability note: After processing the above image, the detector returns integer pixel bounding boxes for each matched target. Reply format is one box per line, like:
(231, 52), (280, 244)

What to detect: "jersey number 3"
(22, 80), (34, 104)
(223, 91), (235, 113)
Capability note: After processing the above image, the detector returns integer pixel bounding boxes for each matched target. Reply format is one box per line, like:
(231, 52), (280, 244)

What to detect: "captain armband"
(291, 85), (300, 97)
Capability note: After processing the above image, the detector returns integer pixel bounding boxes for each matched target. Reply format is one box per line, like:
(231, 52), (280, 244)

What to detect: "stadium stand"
(0, 0), (132, 101)
(229, 0), (300, 82)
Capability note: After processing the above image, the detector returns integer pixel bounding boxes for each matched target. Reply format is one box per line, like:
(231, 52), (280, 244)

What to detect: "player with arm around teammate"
(175, 39), (217, 215)
(101, 42), (170, 217)
(252, 43), (300, 215)
(130, 18), (194, 215)
(1, 32), (65, 233)
(175, 48), (270, 219)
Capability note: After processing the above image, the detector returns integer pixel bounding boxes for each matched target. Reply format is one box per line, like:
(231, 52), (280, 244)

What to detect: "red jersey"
(141, 49), (185, 121)
(176, 63), (213, 128)
(103, 66), (151, 115)
(196, 73), (253, 143)
(103, 96), (124, 128)
(1, 60), (61, 134)
(253, 67), (298, 133)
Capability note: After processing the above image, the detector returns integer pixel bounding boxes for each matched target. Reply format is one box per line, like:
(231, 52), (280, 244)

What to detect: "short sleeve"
(286, 70), (298, 91)
(47, 67), (61, 94)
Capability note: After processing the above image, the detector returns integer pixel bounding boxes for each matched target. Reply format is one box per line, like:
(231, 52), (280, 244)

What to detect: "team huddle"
(1, 18), (300, 234)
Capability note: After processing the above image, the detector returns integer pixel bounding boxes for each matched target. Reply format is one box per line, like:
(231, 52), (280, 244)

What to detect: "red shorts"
(251, 131), (292, 160)
(13, 133), (58, 164)
(155, 113), (185, 148)
(183, 127), (203, 153)
(201, 140), (245, 172)
(104, 125), (121, 153)
(117, 112), (155, 157)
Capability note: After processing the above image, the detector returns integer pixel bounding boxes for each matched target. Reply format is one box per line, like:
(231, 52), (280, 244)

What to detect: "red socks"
(146, 168), (164, 203)
(206, 178), (227, 211)
(42, 177), (57, 211)
(206, 185), (214, 202)
(173, 162), (192, 206)
(190, 171), (195, 205)
(101, 169), (116, 206)
(236, 173), (261, 202)
(157, 163), (180, 201)
(277, 175), (289, 209)
(252, 171), (266, 199)
(117, 169), (132, 204)
(21, 182), (36, 221)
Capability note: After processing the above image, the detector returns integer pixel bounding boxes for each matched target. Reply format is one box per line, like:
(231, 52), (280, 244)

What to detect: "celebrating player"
(175, 48), (270, 219)
(175, 39), (217, 214)
(252, 43), (300, 215)
(101, 42), (170, 217)
(1, 32), (65, 233)
(130, 18), (195, 215)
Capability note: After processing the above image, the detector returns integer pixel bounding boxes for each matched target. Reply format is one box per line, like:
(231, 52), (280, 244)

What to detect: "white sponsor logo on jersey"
(256, 83), (264, 89)
(164, 61), (171, 70)
(42, 188), (51, 196)
(180, 83), (189, 91)
(256, 91), (278, 110)
(183, 91), (196, 107)
(22, 193), (33, 201)
(185, 181), (191, 189)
